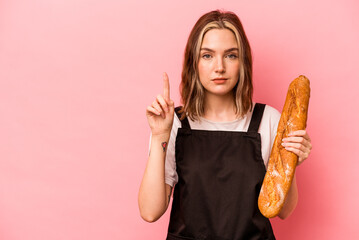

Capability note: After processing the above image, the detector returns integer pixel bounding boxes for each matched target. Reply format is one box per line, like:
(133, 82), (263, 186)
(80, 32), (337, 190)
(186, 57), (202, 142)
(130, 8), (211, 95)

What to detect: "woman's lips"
(212, 78), (228, 84)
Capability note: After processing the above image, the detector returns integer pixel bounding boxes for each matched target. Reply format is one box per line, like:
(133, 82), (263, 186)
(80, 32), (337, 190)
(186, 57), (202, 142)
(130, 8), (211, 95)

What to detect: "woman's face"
(198, 28), (240, 97)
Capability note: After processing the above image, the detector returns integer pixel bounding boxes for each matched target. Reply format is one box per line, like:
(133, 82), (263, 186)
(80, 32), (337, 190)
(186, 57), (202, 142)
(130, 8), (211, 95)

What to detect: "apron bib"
(167, 103), (276, 240)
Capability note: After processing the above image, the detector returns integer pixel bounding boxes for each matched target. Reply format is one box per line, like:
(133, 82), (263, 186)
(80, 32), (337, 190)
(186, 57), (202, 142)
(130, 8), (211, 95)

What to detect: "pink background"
(1, 0), (358, 239)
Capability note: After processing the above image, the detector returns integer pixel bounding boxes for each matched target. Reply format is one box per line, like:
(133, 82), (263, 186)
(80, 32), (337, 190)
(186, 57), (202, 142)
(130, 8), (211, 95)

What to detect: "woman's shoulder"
(171, 107), (183, 130)
(262, 104), (281, 118)
(174, 106), (185, 120)
(260, 103), (281, 127)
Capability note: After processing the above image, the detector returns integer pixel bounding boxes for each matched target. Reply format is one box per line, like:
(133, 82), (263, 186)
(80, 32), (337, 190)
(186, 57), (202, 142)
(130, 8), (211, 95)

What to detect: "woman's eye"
(202, 54), (212, 59)
(227, 54), (238, 59)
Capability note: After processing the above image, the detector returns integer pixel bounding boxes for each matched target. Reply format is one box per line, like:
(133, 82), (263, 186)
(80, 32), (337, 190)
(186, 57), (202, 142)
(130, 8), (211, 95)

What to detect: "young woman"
(138, 10), (312, 240)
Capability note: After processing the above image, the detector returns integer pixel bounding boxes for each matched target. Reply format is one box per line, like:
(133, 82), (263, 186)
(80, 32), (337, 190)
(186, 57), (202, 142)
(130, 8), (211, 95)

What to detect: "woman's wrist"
(151, 131), (171, 139)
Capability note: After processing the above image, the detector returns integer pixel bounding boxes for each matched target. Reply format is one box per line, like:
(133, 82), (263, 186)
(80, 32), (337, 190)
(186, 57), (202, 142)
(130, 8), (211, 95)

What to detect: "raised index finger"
(163, 72), (170, 102)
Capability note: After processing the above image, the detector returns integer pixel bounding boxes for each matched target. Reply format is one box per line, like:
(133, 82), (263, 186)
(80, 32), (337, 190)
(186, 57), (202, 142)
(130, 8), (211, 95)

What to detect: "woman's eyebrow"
(200, 47), (239, 52)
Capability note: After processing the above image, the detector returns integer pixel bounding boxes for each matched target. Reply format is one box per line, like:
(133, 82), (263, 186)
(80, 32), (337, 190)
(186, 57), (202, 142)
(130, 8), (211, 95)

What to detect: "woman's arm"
(138, 73), (174, 222)
(138, 133), (173, 222)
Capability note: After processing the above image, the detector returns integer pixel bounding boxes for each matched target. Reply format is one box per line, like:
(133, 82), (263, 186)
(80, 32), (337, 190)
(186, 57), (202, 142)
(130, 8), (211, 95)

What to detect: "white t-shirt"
(150, 103), (281, 187)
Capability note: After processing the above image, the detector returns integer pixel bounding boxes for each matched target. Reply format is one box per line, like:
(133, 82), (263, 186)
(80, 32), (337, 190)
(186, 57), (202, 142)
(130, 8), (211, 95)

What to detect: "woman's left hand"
(281, 130), (312, 166)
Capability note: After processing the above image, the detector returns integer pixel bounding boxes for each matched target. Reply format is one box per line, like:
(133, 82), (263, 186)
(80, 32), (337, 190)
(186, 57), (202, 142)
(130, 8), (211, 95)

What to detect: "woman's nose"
(215, 58), (225, 73)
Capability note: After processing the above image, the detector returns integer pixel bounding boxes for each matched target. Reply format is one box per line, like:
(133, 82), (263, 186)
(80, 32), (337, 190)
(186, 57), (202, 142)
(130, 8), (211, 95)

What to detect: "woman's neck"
(203, 92), (237, 122)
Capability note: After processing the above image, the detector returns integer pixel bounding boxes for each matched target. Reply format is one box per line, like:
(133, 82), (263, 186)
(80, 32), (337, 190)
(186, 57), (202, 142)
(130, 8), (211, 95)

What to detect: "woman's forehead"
(201, 28), (238, 50)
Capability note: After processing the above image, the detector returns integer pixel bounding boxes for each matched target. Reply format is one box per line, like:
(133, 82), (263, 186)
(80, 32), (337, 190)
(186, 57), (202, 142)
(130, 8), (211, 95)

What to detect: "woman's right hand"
(146, 72), (174, 136)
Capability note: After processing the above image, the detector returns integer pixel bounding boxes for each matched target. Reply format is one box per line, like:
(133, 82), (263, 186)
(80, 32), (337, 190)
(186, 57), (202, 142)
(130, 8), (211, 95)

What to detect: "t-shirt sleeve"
(260, 105), (281, 168)
(165, 113), (180, 187)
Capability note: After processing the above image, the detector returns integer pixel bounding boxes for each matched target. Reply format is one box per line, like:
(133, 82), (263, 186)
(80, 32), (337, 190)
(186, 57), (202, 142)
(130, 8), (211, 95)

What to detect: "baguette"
(258, 75), (310, 218)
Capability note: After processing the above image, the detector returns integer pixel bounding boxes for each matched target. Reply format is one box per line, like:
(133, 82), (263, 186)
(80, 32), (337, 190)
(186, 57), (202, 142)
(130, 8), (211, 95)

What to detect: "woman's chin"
(205, 88), (235, 97)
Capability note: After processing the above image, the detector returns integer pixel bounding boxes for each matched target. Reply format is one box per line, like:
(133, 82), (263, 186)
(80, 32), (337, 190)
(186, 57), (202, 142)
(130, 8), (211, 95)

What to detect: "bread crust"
(258, 75), (310, 218)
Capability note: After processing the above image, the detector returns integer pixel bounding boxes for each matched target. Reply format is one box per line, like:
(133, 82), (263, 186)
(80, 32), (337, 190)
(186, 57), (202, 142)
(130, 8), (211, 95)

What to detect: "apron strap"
(247, 103), (266, 132)
(175, 106), (191, 130)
